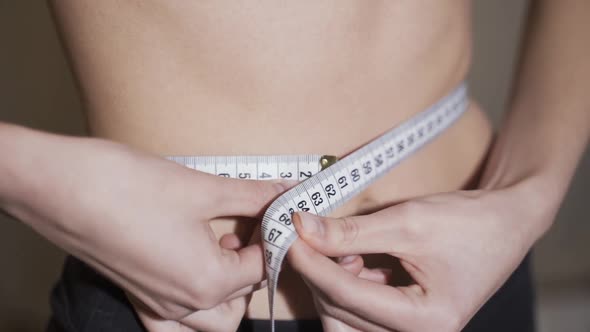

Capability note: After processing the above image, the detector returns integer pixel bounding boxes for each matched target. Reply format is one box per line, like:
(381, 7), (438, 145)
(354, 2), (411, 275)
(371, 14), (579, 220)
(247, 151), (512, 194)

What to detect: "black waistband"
(238, 319), (323, 332)
(47, 255), (534, 332)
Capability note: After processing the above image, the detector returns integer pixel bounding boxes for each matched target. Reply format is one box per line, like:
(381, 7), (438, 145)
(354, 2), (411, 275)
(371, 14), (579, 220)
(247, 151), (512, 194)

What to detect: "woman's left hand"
(288, 184), (550, 332)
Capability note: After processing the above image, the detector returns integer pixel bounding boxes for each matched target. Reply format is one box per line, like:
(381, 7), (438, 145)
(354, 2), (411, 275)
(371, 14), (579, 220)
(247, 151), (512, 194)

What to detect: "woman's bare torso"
(49, 0), (493, 319)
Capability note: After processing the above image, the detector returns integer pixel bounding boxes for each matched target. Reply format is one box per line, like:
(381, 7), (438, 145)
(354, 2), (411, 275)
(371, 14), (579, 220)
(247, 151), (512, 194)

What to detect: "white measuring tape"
(168, 83), (468, 331)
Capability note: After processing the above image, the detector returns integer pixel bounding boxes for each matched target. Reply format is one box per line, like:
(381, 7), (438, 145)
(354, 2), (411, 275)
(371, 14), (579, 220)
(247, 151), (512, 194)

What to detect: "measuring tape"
(167, 154), (329, 181)
(168, 83), (468, 331)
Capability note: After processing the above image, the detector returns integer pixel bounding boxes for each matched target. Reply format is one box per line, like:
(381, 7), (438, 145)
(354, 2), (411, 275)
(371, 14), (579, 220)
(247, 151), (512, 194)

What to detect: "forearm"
(0, 123), (48, 215)
(480, 0), (590, 240)
(0, 122), (98, 238)
(0, 123), (69, 226)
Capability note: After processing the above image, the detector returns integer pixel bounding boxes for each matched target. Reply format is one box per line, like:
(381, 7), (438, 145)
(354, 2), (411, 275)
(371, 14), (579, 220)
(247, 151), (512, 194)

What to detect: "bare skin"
(48, 0), (492, 320)
(287, 1), (590, 331)
(0, 0), (590, 332)
(5, 1), (587, 332)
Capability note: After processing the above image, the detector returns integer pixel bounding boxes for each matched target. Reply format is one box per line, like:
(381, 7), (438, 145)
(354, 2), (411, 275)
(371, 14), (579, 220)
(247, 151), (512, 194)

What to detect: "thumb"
(293, 210), (406, 257)
(210, 178), (293, 217)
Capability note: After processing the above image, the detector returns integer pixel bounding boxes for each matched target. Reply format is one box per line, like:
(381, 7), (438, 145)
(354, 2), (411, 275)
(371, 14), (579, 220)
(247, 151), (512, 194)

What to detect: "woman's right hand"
(132, 226), (267, 332)
(1, 128), (287, 330)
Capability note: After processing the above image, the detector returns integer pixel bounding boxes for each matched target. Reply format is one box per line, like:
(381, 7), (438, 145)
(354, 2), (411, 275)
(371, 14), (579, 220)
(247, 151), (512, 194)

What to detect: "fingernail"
(297, 213), (323, 236)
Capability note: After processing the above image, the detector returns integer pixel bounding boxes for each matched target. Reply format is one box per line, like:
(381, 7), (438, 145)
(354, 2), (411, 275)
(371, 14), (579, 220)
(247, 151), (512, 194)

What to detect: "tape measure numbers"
(167, 155), (333, 181)
(168, 83), (468, 332)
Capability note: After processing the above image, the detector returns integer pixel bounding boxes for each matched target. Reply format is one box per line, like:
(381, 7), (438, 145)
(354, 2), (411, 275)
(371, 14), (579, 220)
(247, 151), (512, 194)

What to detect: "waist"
(159, 97), (492, 319)
(95, 100), (493, 209)
(91, 86), (493, 319)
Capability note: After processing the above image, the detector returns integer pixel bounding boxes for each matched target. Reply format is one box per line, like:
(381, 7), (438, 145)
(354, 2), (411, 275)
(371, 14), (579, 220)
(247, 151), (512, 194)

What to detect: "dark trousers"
(47, 255), (535, 332)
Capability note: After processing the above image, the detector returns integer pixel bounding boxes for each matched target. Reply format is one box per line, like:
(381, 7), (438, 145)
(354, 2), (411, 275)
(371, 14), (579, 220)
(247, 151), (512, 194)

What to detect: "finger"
(223, 279), (267, 301)
(357, 268), (392, 285)
(321, 315), (364, 332)
(293, 210), (407, 256)
(309, 257), (403, 332)
(338, 263), (391, 285)
(220, 242), (266, 293)
(180, 296), (249, 332)
(304, 268), (393, 332)
(210, 178), (294, 218)
(135, 310), (194, 332)
(129, 288), (250, 332)
(130, 296), (194, 332)
(336, 256), (392, 283)
(289, 239), (420, 331)
(337, 255), (362, 265)
(308, 283), (397, 332)
(220, 233), (243, 250)
(319, 303), (394, 332)
(217, 227), (267, 301)
(336, 255), (364, 276)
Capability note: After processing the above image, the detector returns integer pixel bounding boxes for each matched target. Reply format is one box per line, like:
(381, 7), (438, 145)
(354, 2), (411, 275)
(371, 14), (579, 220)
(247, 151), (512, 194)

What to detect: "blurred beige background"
(0, 1), (588, 331)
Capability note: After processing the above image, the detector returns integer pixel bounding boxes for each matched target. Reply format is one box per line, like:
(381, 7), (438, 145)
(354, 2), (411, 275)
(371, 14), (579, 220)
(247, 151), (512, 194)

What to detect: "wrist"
(478, 134), (578, 244)
(0, 123), (32, 212)
(0, 124), (73, 223)
(490, 171), (563, 248)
